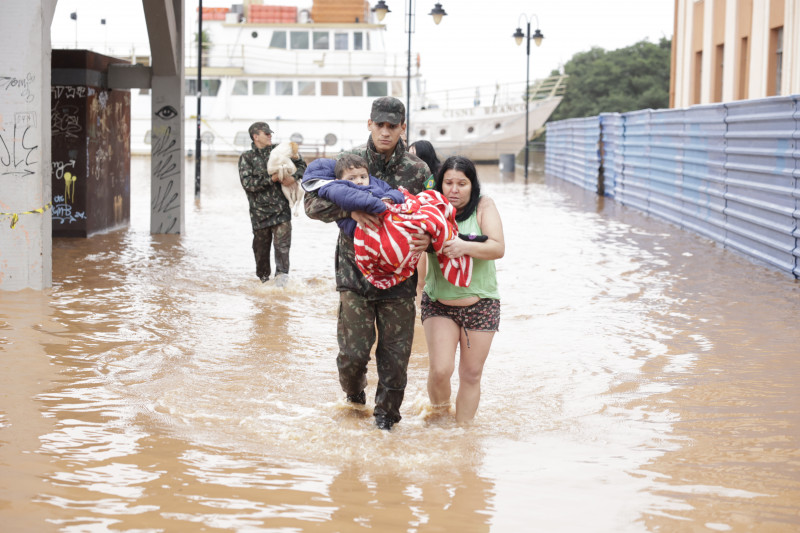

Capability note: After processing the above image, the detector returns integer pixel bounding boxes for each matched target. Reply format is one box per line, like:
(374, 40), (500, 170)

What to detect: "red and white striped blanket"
(353, 188), (472, 290)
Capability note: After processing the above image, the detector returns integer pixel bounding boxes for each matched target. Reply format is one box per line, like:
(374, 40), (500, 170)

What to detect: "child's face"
(340, 167), (370, 186)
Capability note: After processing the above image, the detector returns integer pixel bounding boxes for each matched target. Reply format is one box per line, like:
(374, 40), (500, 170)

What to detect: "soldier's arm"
(292, 154), (307, 182)
(239, 155), (271, 192)
(304, 189), (349, 223)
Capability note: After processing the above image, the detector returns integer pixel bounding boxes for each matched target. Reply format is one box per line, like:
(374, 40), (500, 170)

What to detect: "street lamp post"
(372, 1), (446, 145)
(513, 15), (543, 180)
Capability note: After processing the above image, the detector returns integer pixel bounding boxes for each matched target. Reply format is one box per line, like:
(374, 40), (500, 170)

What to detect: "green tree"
(548, 37), (671, 122)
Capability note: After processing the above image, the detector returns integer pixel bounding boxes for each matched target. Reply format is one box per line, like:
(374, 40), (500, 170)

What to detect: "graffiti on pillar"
(51, 159), (85, 225)
(52, 103), (82, 139)
(0, 116), (39, 178)
(51, 194), (86, 225)
(51, 86), (87, 99)
(152, 104), (181, 233)
(1, 73), (36, 103)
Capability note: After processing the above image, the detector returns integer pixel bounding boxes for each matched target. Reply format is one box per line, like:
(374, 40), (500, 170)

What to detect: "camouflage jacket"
(304, 136), (430, 300)
(238, 143), (307, 230)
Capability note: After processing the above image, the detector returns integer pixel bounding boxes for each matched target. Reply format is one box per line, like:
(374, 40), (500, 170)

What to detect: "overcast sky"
(50, 0), (675, 94)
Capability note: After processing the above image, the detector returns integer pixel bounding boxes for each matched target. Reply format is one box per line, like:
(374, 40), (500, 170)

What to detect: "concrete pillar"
(144, 0), (185, 234)
(0, 0), (57, 290)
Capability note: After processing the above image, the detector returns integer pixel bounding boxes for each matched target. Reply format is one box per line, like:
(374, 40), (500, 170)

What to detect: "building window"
(253, 81), (269, 95)
(713, 44), (723, 102)
(353, 32), (363, 50)
(290, 31), (309, 50)
(321, 81), (338, 96)
(334, 33), (348, 50)
(269, 31), (287, 49)
(232, 80), (248, 95)
(343, 81), (363, 96)
(769, 27), (783, 96)
(276, 81), (293, 95)
(313, 31), (329, 50)
(391, 81), (403, 98)
(367, 81), (388, 97)
(186, 79), (221, 96)
(298, 81), (315, 96)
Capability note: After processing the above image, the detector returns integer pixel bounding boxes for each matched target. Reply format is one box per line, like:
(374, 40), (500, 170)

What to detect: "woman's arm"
(441, 196), (505, 260)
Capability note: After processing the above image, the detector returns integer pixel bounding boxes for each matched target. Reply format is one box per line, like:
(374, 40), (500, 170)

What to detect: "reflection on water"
(1, 156), (798, 532)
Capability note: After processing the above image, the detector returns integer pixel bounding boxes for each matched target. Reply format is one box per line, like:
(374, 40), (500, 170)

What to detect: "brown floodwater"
(1, 155), (798, 532)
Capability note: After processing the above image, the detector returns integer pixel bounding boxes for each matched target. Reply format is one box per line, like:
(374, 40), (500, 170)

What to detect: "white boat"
(130, 1), (567, 162)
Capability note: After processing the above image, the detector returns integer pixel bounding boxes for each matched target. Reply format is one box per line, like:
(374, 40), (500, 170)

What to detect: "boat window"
(253, 81), (270, 95)
(269, 31), (287, 49)
(366, 81), (388, 97)
(232, 80), (248, 95)
(276, 81), (293, 95)
(353, 32), (363, 51)
(343, 81), (363, 97)
(290, 31), (309, 50)
(321, 81), (338, 96)
(185, 79), (221, 97)
(313, 31), (329, 50)
(298, 81), (315, 96)
(234, 132), (250, 146)
(391, 81), (403, 97)
(334, 33), (348, 50)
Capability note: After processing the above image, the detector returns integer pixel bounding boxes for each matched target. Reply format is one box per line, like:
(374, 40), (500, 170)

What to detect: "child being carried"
(302, 154), (474, 289)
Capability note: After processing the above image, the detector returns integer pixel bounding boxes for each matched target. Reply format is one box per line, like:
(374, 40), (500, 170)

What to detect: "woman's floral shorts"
(420, 292), (500, 332)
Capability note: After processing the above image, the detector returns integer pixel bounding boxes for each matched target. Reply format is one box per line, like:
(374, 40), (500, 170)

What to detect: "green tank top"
(424, 205), (500, 301)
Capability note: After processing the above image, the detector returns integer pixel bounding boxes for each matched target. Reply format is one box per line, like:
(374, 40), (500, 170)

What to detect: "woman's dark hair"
(409, 140), (441, 175)
(435, 156), (481, 222)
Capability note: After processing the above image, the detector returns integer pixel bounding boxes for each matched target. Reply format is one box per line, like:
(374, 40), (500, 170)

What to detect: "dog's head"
(288, 141), (299, 158)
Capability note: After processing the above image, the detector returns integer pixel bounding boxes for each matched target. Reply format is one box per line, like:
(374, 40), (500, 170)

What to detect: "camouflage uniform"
(305, 121), (429, 424)
(239, 141), (307, 281)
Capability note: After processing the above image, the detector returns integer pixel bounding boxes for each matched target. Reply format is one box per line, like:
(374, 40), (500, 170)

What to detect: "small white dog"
(267, 141), (303, 216)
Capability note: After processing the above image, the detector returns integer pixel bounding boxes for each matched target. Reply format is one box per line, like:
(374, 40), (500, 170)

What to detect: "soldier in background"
(238, 122), (306, 286)
(304, 97), (430, 430)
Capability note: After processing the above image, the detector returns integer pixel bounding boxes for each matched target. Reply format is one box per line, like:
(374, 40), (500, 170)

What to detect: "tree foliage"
(548, 37), (672, 122)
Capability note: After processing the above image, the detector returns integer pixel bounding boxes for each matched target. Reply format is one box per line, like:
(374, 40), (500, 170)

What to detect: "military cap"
(370, 97), (405, 125)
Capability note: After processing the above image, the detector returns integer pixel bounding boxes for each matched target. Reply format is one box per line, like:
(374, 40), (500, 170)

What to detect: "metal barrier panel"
(617, 109), (652, 213)
(681, 104), (727, 242)
(724, 96), (798, 272)
(545, 121), (570, 178)
(546, 117), (601, 193)
(795, 98), (800, 278)
(558, 117), (601, 192)
(546, 96), (800, 278)
(600, 113), (624, 197)
(648, 108), (685, 228)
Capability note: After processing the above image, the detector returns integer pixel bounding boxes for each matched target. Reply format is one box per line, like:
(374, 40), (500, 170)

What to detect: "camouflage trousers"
(337, 291), (416, 423)
(252, 221), (291, 281)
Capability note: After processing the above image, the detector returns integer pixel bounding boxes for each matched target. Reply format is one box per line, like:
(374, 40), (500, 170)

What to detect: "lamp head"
(372, 0), (390, 22)
(513, 27), (524, 46)
(429, 3), (447, 25)
(532, 28), (544, 47)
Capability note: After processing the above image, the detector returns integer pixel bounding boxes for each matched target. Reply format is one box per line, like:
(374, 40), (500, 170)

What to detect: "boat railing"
(417, 73), (567, 111)
(184, 44), (413, 78)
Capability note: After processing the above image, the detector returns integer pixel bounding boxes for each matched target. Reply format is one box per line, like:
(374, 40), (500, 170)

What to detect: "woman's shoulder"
(477, 195), (496, 211)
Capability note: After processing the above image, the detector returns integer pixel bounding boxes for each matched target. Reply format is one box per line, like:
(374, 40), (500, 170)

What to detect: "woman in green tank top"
(420, 156), (505, 424)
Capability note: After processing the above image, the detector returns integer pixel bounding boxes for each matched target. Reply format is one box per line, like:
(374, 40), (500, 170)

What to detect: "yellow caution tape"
(1, 203), (52, 229)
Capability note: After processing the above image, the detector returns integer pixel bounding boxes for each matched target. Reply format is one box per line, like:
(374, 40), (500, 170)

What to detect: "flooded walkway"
(1, 156), (798, 532)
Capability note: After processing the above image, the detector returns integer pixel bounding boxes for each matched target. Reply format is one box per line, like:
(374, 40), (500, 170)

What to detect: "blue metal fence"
(545, 96), (800, 278)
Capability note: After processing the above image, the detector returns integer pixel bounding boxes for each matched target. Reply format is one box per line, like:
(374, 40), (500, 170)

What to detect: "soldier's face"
(253, 131), (272, 149)
(368, 120), (405, 156)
